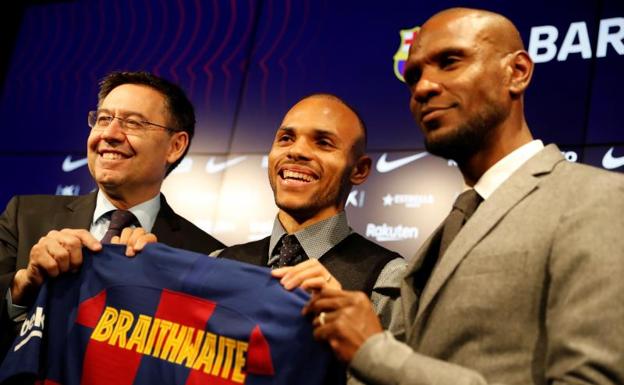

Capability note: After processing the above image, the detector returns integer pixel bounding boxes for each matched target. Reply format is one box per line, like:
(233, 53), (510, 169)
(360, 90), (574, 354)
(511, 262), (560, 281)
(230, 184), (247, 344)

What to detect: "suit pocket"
(454, 249), (528, 277)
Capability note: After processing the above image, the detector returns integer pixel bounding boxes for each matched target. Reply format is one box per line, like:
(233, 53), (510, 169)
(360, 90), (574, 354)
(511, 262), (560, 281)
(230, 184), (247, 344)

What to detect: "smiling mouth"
(99, 151), (129, 160)
(280, 169), (318, 183)
(421, 107), (451, 123)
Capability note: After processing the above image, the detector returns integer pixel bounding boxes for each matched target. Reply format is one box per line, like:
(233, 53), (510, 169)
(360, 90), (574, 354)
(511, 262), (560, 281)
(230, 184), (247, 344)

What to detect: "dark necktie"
(438, 189), (482, 258)
(275, 234), (308, 268)
(101, 210), (138, 244)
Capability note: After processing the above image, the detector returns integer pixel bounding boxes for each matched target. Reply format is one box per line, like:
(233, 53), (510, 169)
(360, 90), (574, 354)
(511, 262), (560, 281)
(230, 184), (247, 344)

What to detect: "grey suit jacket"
(350, 144), (624, 385)
(0, 191), (224, 359)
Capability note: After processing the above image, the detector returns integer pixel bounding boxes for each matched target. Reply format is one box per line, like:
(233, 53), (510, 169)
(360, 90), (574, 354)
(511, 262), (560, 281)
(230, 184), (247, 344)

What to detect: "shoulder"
(218, 237), (270, 258)
(172, 214), (225, 250)
(548, 161), (624, 203)
(3, 194), (90, 214)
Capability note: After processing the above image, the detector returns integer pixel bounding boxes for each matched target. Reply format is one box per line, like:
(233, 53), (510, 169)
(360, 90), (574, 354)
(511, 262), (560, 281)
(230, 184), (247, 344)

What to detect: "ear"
(507, 50), (534, 96)
(350, 155), (372, 186)
(166, 131), (189, 165)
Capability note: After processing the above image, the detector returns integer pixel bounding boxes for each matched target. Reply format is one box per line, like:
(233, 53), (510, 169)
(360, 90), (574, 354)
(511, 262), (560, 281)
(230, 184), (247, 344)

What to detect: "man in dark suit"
(305, 8), (624, 385)
(0, 71), (224, 359)
(219, 94), (405, 324)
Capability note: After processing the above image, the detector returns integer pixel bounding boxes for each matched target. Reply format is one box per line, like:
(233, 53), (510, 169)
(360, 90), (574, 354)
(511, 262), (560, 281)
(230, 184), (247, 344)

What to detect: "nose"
(100, 117), (126, 141)
(412, 72), (442, 104)
(287, 137), (312, 160)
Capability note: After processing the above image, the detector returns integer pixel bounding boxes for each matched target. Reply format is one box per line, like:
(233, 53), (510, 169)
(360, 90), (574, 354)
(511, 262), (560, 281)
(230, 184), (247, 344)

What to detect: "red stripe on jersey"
(247, 325), (274, 375)
(75, 290), (106, 328)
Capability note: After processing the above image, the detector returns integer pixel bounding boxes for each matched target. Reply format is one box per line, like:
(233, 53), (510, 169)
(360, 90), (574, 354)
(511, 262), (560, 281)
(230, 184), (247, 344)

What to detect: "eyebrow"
(278, 126), (339, 139)
(97, 108), (149, 121)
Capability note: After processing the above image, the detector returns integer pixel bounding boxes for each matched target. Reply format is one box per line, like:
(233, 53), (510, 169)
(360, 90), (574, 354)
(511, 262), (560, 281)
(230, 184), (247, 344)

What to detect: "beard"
(424, 103), (507, 163)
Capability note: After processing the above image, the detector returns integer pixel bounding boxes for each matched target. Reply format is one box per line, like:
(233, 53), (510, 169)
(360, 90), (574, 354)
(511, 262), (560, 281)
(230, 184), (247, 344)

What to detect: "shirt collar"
(471, 140), (544, 200)
(267, 211), (352, 266)
(92, 190), (161, 232)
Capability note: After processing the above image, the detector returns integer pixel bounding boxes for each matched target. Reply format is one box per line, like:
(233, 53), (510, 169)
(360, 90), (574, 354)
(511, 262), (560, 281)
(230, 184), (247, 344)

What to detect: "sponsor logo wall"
(0, 0), (622, 258)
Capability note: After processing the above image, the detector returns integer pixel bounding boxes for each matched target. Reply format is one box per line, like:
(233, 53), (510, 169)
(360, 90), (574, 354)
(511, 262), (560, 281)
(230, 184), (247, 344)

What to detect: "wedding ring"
(319, 312), (326, 326)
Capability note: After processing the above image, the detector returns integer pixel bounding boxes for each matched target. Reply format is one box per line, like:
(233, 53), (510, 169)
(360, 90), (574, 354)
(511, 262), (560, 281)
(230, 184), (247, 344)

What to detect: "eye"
(124, 118), (143, 130)
(96, 114), (113, 126)
(403, 66), (421, 86)
(316, 137), (336, 149)
(439, 55), (460, 69)
(276, 132), (294, 143)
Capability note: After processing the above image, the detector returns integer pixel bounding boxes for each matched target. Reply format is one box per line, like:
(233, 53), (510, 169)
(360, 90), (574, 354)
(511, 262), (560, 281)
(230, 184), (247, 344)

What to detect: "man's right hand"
(11, 229), (102, 306)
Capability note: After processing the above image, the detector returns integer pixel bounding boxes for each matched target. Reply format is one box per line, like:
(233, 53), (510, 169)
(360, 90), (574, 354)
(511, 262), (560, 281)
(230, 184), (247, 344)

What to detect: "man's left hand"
(111, 227), (157, 257)
(272, 259), (342, 291)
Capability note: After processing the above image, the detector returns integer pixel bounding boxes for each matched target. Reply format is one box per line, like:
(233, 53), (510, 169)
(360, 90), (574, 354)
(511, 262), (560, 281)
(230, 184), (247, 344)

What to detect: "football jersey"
(0, 243), (341, 385)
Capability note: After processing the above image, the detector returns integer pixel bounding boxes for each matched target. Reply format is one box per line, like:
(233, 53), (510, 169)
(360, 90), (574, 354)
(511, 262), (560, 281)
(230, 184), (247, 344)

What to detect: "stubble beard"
(271, 167), (353, 222)
(424, 103), (507, 163)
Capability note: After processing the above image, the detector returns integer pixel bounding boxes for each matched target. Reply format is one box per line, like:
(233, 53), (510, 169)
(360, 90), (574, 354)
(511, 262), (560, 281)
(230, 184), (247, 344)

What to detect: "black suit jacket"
(0, 191), (224, 359)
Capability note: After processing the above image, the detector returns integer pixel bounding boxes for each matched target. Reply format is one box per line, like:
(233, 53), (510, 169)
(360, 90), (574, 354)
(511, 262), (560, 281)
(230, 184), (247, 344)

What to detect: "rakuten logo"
(529, 18), (624, 63)
(366, 223), (419, 242)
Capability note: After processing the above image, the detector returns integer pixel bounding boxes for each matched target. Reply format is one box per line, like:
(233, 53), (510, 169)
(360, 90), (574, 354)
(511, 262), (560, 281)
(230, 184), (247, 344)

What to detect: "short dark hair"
(298, 93), (368, 158)
(97, 71), (195, 175)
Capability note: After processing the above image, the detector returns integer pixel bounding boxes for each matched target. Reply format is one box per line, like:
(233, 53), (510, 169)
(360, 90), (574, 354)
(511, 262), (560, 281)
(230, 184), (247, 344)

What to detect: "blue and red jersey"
(0, 243), (340, 385)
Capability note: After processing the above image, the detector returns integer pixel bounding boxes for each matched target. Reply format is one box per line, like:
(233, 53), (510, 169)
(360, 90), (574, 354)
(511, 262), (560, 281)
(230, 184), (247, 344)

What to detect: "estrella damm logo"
(393, 26), (420, 82)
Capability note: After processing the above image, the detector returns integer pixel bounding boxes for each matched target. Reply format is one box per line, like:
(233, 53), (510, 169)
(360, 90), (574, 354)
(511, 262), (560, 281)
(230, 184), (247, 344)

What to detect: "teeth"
(283, 170), (314, 182)
(101, 152), (123, 160)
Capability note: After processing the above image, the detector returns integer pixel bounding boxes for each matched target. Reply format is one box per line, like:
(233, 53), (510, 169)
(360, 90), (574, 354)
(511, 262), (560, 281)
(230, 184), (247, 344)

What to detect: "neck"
(99, 187), (159, 210)
(459, 118), (533, 186)
(278, 206), (342, 234)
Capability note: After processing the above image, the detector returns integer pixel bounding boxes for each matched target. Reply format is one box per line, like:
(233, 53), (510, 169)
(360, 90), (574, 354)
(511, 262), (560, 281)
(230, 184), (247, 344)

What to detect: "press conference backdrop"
(0, 0), (622, 257)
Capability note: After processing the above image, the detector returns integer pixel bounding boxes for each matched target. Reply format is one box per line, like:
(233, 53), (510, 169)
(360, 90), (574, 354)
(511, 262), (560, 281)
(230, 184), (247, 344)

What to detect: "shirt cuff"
(5, 289), (28, 321)
(349, 331), (413, 385)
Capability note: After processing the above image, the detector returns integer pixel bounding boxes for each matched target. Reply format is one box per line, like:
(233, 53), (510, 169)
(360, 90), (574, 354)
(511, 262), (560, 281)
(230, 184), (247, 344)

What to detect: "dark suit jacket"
(0, 191), (224, 359)
(351, 144), (624, 385)
(219, 233), (401, 296)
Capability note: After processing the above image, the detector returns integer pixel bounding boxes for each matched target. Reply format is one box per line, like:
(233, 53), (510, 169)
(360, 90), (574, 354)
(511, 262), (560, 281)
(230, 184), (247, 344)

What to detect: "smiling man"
(219, 94), (405, 321)
(0, 71), (224, 360)
(305, 8), (624, 385)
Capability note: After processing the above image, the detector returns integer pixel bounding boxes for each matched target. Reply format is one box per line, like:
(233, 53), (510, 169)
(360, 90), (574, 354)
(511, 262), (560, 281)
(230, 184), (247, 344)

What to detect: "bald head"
(420, 8), (524, 55)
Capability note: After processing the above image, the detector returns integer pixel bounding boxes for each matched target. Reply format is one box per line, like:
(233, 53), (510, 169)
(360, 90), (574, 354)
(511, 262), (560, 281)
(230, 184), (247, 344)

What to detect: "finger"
(270, 266), (293, 278)
(131, 233), (157, 254)
(300, 276), (342, 292)
(304, 289), (356, 314)
(60, 228), (101, 251)
(301, 289), (344, 315)
(116, 227), (138, 245)
(281, 262), (327, 290)
(44, 239), (72, 274)
(31, 243), (62, 278)
(126, 228), (149, 256)
(66, 241), (84, 272)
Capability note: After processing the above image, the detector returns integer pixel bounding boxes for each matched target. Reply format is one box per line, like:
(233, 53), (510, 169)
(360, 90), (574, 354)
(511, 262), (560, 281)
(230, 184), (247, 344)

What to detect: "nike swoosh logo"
(376, 152), (428, 173)
(205, 156), (247, 173)
(62, 155), (88, 172)
(602, 147), (624, 170)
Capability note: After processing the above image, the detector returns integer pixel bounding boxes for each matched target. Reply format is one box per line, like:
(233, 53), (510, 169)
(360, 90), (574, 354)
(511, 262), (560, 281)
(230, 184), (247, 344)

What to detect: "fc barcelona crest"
(393, 26), (420, 82)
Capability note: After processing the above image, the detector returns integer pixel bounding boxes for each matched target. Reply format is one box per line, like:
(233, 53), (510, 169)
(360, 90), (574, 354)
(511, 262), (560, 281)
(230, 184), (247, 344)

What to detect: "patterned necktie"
(275, 234), (308, 268)
(438, 189), (482, 258)
(101, 210), (138, 244)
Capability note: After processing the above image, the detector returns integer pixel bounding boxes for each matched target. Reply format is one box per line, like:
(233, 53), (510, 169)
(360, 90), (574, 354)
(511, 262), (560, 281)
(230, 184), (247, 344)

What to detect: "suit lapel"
(52, 192), (97, 230)
(401, 224), (443, 335)
(413, 145), (564, 323)
(151, 194), (182, 247)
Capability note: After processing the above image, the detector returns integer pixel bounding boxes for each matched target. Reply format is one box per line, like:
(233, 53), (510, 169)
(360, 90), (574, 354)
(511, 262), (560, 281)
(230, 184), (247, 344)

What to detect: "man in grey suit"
(304, 8), (624, 385)
(0, 71), (224, 360)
